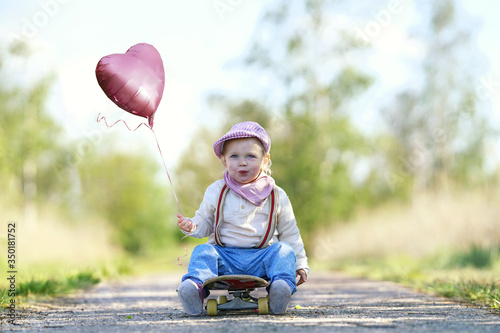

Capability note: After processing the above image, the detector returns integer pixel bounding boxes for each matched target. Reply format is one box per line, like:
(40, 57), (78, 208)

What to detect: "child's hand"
(177, 214), (195, 233)
(296, 269), (307, 286)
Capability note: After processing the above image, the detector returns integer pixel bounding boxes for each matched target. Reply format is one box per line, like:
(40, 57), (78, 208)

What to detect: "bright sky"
(1, 0), (266, 168)
(1, 0), (499, 172)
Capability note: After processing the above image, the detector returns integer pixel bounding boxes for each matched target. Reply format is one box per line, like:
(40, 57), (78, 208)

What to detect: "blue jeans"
(182, 242), (297, 294)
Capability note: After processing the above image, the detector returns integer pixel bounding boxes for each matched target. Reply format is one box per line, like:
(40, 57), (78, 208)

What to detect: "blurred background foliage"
(176, 0), (497, 251)
(0, 0), (498, 260)
(0, 42), (176, 256)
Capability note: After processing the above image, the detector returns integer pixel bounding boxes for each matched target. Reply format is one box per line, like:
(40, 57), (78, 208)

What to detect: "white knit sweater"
(186, 179), (309, 273)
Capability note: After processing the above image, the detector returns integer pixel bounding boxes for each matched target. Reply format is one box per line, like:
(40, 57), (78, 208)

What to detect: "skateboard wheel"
(207, 299), (218, 316)
(218, 296), (228, 304)
(258, 297), (269, 315)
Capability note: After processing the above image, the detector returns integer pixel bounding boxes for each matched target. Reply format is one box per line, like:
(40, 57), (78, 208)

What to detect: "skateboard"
(202, 274), (270, 316)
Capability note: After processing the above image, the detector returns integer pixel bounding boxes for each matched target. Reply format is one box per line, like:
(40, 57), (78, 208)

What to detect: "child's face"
(221, 137), (270, 184)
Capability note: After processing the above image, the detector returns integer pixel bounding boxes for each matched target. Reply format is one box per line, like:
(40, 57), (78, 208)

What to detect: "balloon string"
(96, 113), (182, 214)
(151, 128), (182, 215)
(97, 112), (152, 131)
(150, 128), (190, 267)
(97, 112), (189, 265)
(174, 233), (192, 266)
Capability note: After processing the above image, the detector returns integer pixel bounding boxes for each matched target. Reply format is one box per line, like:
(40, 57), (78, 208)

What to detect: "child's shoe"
(177, 279), (204, 316)
(269, 279), (292, 314)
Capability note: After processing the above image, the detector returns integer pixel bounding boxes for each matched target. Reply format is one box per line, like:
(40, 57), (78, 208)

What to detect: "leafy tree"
(174, 126), (222, 219)
(0, 42), (64, 217)
(176, 0), (401, 247)
(232, 1), (399, 243)
(1, 41), (176, 255)
(381, 0), (493, 189)
(77, 147), (175, 255)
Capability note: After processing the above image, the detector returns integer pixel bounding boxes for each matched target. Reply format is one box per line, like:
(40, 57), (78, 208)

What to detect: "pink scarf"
(224, 171), (275, 207)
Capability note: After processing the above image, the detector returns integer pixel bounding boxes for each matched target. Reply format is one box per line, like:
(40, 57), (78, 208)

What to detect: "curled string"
(97, 112), (190, 265)
(174, 233), (192, 266)
(97, 112), (152, 132)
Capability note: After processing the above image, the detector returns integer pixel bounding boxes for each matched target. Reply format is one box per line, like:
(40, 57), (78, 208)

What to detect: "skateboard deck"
(202, 275), (270, 316)
(203, 274), (269, 291)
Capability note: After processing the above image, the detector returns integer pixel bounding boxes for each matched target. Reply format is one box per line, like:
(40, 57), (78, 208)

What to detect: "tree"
(0, 41), (177, 255)
(174, 126), (222, 219)
(0, 41), (64, 225)
(381, 0), (493, 190)
(176, 0), (400, 246)
(78, 148), (175, 254)
(237, 0), (400, 243)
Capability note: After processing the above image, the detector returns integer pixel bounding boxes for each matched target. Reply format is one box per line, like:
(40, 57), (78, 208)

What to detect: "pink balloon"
(95, 43), (165, 128)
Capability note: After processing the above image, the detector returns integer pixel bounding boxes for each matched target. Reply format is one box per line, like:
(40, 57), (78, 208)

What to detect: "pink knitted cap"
(213, 121), (271, 158)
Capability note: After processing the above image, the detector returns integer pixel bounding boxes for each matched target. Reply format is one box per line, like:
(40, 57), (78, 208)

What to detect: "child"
(177, 121), (309, 316)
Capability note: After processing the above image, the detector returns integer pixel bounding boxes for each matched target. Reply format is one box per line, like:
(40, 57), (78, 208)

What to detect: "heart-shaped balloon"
(96, 43), (165, 128)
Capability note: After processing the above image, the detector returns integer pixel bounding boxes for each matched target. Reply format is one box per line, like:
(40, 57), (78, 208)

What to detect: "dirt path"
(2, 272), (499, 332)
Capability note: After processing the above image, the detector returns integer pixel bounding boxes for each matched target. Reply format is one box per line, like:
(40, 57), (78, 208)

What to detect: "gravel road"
(2, 272), (499, 332)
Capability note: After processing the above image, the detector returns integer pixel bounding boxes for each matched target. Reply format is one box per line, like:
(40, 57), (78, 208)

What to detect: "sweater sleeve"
(276, 188), (310, 274)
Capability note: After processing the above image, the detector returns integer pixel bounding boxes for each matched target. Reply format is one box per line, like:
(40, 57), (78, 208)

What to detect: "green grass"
(445, 244), (500, 269)
(1, 270), (100, 307)
(0, 256), (134, 307)
(319, 244), (500, 312)
(17, 271), (100, 297)
(1, 267), (112, 308)
(429, 280), (500, 310)
(0, 246), (188, 308)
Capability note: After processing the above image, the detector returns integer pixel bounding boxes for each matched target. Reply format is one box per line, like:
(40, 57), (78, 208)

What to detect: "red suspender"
(215, 185), (276, 248)
(214, 184), (227, 247)
(256, 189), (275, 248)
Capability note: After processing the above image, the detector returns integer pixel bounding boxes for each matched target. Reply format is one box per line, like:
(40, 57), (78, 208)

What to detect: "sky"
(1, 0), (266, 168)
(1, 0), (499, 174)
